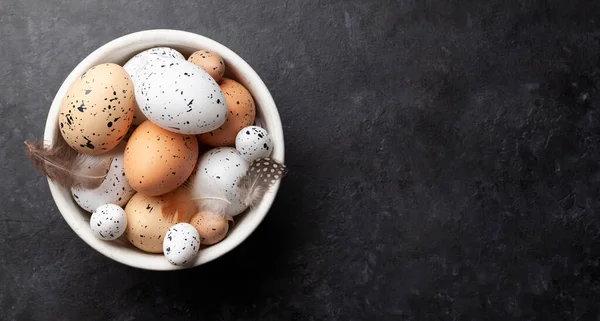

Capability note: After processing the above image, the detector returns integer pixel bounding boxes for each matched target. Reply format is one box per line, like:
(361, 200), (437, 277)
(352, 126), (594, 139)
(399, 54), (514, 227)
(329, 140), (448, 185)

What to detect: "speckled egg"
(235, 126), (273, 162)
(124, 48), (185, 77)
(135, 56), (227, 134)
(123, 47), (185, 125)
(190, 147), (249, 216)
(125, 187), (197, 253)
(90, 204), (127, 240)
(58, 63), (135, 155)
(189, 211), (230, 245)
(72, 143), (136, 212)
(124, 120), (199, 196)
(188, 50), (225, 82)
(198, 78), (256, 147)
(163, 223), (201, 266)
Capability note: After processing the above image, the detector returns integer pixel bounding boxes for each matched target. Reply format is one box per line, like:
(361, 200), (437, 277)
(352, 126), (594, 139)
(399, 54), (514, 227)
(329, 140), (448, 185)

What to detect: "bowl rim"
(44, 29), (285, 270)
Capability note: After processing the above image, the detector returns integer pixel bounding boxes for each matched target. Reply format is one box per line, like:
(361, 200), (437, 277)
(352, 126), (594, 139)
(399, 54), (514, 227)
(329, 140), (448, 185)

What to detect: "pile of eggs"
(59, 47), (275, 265)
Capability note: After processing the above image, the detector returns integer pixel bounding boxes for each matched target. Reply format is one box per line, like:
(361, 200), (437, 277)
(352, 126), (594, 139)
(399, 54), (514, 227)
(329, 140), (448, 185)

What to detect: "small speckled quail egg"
(163, 223), (201, 266)
(188, 50), (225, 82)
(235, 126), (273, 162)
(90, 204), (127, 240)
(123, 47), (185, 125)
(190, 147), (249, 216)
(135, 56), (227, 134)
(71, 143), (135, 212)
(189, 211), (230, 245)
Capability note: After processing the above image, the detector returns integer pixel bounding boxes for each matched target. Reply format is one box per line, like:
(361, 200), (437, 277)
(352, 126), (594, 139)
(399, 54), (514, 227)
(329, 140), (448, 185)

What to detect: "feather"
(24, 131), (112, 189)
(188, 176), (232, 216)
(238, 157), (288, 208)
(161, 185), (199, 222)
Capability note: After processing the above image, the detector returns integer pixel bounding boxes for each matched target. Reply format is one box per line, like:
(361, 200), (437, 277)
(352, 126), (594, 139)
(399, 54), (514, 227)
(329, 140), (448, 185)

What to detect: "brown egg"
(188, 50), (225, 82)
(189, 211), (230, 245)
(58, 63), (135, 155)
(198, 78), (256, 147)
(124, 121), (198, 196)
(125, 187), (198, 253)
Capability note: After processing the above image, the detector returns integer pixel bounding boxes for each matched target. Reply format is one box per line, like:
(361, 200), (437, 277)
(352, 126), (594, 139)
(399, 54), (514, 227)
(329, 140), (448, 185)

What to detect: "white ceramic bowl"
(44, 29), (285, 270)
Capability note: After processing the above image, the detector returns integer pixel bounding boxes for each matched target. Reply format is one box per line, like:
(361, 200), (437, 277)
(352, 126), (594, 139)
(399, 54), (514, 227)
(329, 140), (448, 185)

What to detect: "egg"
(123, 47), (185, 125)
(58, 63), (135, 155)
(163, 223), (201, 266)
(198, 78), (256, 147)
(135, 57), (227, 134)
(235, 126), (273, 162)
(189, 211), (230, 245)
(188, 50), (225, 82)
(90, 204), (127, 240)
(71, 143), (136, 212)
(125, 187), (197, 253)
(124, 121), (198, 196)
(190, 147), (249, 216)
(123, 47), (185, 82)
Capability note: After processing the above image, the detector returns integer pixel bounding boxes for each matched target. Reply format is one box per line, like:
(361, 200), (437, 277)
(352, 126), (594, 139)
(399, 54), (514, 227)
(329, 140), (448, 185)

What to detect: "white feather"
(189, 175), (231, 215)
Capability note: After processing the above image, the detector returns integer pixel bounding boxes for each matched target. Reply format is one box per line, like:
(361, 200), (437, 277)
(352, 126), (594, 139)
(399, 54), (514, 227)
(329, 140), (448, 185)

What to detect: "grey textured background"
(3, 0), (600, 320)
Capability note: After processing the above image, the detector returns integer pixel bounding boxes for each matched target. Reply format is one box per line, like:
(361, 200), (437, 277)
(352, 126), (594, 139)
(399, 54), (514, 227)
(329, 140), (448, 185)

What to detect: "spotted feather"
(238, 157), (287, 208)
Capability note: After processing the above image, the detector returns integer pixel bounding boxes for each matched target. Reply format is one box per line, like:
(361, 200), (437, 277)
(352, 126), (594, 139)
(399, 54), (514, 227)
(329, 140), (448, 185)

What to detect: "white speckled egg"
(71, 143), (135, 212)
(235, 126), (273, 162)
(123, 47), (185, 125)
(90, 204), (127, 240)
(163, 223), (200, 266)
(135, 57), (227, 134)
(190, 147), (249, 216)
(124, 47), (185, 80)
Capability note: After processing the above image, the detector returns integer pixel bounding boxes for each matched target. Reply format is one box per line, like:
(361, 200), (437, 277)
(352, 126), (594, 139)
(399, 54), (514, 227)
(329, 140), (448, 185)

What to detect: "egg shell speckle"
(123, 47), (185, 125)
(190, 147), (249, 216)
(198, 78), (256, 147)
(163, 223), (201, 266)
(188, 50), (225, 82)
(90, 204), (127, 240)
(58, 63), (135, 155)
(124, 121), (199, 196)
(72, 143), (135, 212)
(135, 57), (227, 135)
(235, 126), (273, 162)
(124, 187), (197, 253)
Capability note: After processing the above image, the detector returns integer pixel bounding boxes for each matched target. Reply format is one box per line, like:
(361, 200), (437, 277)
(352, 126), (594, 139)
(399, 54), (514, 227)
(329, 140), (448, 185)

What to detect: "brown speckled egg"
(198, 78), (256, 147)
(124, 120), (198, 196)
(189, 211), (230, 245)
(188, 50), (225, 82)
(125, 187), (197, 253)
(58, 63), (135, 155)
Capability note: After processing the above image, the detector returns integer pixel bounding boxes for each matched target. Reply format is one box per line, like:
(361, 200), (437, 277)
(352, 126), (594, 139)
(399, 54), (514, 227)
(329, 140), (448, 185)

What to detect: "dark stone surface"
(2, 0), (600, 320)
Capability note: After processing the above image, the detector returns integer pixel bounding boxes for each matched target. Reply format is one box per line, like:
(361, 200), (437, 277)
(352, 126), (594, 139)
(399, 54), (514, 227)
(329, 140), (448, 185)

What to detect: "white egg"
(71, 145), (135, 212)
(235, 126), (273, 162)
(123, 47), (185, 125)
(163, 223), (201, 266)
(90, 204), (127, 240)
(190, 147), (249, 216)
(135, 57), (227, 134)
(124, 47), (185, 79)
